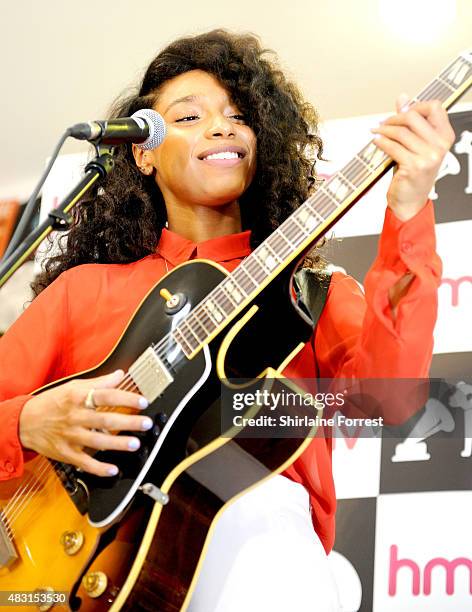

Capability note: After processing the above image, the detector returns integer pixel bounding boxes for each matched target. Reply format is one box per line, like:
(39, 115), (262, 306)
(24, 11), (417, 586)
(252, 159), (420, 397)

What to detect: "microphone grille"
(132, 108), (166, 150)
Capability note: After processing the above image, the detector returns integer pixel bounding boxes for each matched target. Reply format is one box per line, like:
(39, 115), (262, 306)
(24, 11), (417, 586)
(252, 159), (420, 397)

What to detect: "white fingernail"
(128, 438), (140, 450)
(139, 397), (149, 409)
(108, 466), (119, 476)
(142, 418), (153, 430)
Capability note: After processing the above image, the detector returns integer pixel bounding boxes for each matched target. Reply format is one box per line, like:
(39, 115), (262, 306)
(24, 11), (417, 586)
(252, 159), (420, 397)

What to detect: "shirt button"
(401, 241), (413, 253)
(4, 461), (14, 473)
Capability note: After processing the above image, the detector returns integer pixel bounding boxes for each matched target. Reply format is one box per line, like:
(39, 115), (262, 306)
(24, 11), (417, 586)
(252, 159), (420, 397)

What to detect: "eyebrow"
(164, 95), (199, 114)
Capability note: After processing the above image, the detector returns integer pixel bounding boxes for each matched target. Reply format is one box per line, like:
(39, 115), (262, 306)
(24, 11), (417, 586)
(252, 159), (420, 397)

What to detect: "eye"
(231, 114), (246, 122)
(175, 115), (199, 122)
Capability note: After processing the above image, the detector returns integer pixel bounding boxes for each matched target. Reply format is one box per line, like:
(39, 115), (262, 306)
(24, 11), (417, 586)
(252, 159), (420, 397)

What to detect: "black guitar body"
(62, 258), (318, 611)
(44, 259), (313, 528)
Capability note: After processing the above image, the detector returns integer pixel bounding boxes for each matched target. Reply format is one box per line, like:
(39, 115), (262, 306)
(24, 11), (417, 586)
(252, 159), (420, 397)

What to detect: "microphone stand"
(0, 147), (115, 289)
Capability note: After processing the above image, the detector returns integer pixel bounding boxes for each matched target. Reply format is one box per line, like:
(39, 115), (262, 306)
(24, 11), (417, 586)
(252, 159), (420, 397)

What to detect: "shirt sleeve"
(0, 272), (68, 480)
(315, 199), (442, 380)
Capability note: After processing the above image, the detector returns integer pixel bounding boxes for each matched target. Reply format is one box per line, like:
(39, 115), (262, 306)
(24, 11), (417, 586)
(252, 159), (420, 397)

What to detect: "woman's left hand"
(371, 94), (456, 221)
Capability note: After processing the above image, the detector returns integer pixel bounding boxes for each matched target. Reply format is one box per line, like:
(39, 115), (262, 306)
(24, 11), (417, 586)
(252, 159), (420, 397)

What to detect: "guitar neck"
(173, 50), (472, 358)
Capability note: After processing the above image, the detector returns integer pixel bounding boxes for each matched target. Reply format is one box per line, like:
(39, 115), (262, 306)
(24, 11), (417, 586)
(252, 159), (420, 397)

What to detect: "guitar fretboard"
(173, 50), (472, 358)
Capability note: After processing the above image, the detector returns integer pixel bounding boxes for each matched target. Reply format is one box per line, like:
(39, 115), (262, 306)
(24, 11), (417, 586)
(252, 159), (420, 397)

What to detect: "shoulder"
(57, 256), (157, 287)
(39, 256), (158, 310)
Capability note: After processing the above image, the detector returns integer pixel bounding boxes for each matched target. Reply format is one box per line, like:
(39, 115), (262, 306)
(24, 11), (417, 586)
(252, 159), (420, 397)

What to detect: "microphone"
(69, 109), (166, 150)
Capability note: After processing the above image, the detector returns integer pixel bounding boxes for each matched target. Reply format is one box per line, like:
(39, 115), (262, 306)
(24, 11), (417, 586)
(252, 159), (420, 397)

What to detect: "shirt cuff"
(0, 395), (31, 480)
(376, 199), (442, 282)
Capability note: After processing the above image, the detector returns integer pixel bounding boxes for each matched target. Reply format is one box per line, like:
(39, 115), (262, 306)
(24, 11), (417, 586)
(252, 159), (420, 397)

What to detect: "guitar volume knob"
(60, 530), (84, 555)
(82, 571), (108, 598)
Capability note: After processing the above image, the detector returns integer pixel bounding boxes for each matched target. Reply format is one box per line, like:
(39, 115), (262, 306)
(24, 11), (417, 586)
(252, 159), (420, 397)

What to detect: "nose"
(205, 113), (235, 139)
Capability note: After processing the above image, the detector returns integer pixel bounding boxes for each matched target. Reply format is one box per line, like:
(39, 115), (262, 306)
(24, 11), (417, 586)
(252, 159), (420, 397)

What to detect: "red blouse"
(0, 200), (441, 553)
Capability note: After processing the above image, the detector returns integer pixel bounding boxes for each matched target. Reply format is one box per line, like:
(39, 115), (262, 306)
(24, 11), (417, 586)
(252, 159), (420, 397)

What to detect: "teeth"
(204, 151), (240, 160)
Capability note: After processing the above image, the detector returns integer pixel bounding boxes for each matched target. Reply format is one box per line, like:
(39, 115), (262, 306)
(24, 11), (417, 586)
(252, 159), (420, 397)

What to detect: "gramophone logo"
(454, 130), (472, 195)
(428, 129), (472, 200)
(428, 150), (461, 200)
(391, 381), (472, 463)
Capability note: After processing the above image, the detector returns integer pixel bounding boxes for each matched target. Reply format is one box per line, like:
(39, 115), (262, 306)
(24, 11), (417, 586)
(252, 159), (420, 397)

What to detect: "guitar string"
(3, 373), (145, 533)
(3, 356), (177, 532)
(1, 72), (465, 534)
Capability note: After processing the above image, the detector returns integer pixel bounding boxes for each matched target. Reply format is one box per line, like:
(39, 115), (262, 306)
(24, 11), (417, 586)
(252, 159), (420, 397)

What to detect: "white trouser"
(187, 475), (341, 612)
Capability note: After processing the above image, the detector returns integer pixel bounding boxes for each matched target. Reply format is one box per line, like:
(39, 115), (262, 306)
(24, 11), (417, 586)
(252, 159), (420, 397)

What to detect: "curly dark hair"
(32, 29), (324, 295)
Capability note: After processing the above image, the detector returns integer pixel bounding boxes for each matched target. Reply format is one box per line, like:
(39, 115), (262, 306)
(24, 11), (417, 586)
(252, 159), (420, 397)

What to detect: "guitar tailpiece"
(139, 482), (169, 505)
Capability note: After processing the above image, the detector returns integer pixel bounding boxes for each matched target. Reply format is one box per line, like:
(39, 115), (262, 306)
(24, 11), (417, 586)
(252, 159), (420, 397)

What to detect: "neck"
(166, 200), (242, 242)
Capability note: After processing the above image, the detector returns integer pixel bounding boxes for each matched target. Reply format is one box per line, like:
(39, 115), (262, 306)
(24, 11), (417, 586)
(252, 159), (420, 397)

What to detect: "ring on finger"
(85, 388), (97, 410)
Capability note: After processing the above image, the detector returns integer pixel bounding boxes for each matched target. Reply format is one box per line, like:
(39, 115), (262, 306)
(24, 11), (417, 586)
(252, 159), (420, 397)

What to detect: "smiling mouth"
(198, 147), (247, 161)
(202, 151), (244, 161)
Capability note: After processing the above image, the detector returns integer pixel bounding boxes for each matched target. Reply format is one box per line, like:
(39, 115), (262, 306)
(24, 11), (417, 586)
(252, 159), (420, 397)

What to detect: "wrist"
(387, 199), (428, 222)
(19, 397), (38, 451)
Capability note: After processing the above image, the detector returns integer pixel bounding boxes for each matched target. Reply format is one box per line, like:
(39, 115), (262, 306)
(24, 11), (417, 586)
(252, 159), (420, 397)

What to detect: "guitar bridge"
(0, 511), (18, 568)
(129, 347), (174, 403)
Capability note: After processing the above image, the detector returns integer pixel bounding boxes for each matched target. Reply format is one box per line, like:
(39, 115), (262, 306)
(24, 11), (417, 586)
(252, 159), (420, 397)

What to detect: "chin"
(200, 185), (247, 207)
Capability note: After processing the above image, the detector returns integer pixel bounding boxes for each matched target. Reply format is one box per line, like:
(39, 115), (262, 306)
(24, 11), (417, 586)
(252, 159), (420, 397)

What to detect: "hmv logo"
(440, 276), (472, 307)
(388, 545), (472, 596)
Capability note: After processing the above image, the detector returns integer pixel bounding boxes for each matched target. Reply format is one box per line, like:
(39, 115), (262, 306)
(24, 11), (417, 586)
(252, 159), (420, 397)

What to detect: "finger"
(74, 408), (154, 432)
(67, 449), (119, 477)
(371, 134), (415, 167)
(371, 124), (431, 156)
(395, 99), (453, 137)
(85, 387), (149, 410)
(396, 92), (410, 113)
(74, 429), (142, 453)
(379, 109), (451, 152)
(82, 369), (125, 389)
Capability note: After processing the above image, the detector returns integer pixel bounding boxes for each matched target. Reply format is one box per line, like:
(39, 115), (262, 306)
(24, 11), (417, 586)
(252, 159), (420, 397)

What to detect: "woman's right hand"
(19, 369), (153, 477)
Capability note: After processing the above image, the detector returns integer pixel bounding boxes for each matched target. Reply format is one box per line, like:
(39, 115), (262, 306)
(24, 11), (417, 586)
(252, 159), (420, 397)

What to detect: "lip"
(197, 145), (247, 161)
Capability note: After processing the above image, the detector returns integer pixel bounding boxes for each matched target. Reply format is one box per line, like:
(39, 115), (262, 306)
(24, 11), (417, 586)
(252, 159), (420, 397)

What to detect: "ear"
(132, 143), (146, 168)
(132, 144), (153, 176)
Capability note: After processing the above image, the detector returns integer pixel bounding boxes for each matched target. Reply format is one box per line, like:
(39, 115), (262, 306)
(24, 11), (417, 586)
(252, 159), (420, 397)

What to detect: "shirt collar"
(156, 227), (252, 266)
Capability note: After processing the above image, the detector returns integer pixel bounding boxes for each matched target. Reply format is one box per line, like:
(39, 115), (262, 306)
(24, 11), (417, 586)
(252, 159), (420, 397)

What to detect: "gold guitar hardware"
(160, 288), (188, 314)
(35, 586), (54, 612)
(159, 288), (173, 302)
(82, 571), (108, 598)
(60, 530), (84, 555)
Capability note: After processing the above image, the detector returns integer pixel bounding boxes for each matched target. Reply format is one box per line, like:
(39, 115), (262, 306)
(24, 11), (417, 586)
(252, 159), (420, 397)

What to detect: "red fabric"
(0, 200), (441, 553)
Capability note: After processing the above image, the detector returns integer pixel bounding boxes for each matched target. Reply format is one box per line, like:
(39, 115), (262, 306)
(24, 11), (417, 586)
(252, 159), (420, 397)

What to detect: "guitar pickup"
(128, 347), (174, 403)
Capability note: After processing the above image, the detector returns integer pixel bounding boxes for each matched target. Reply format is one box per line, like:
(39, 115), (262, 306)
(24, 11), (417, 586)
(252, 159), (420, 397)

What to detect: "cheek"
(246, 133), (257, 172)
(246, 142), (258, 184)
(155, 138), (193, 183)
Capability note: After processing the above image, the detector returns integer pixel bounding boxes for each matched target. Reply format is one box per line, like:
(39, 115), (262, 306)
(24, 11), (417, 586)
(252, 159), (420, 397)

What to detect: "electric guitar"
(0, 50), (471, 612)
